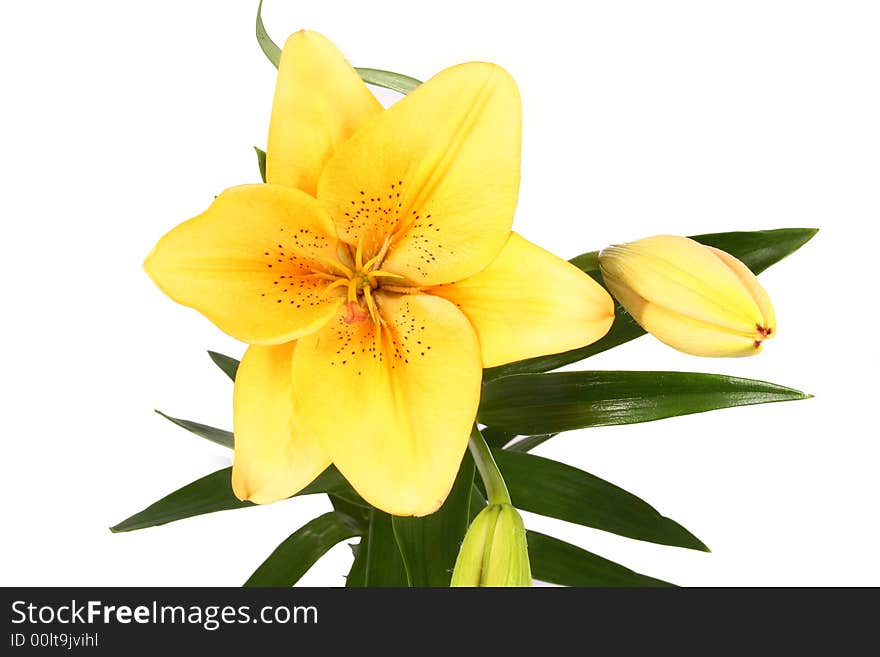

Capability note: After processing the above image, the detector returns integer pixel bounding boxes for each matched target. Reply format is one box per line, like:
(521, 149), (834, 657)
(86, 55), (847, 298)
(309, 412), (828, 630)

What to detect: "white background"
(1, 0), (878, 586)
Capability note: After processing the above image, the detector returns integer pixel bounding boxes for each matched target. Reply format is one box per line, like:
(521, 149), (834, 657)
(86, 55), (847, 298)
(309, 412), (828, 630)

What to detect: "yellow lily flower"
(144, 31), (614, 516)
(599, 235), (776, 357)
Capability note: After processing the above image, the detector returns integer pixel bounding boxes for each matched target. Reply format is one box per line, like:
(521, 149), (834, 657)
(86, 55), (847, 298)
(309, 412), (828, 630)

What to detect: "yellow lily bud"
(451, 503), (532, 587)
(598, 235), (776, 357)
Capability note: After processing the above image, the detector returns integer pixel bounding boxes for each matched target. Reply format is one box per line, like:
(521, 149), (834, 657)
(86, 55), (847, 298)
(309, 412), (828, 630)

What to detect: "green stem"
(468, 425), (511, 505)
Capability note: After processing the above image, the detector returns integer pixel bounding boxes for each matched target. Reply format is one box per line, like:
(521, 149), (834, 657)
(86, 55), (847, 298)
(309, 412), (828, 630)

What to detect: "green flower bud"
(451, 503), (532, 587)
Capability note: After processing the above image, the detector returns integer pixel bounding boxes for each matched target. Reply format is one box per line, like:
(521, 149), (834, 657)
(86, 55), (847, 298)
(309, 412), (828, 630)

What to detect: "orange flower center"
(315, 236), (412, 324)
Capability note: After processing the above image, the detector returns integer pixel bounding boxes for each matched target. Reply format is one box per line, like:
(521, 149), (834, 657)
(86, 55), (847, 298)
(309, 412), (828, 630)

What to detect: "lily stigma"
(144, 30), (615, 516)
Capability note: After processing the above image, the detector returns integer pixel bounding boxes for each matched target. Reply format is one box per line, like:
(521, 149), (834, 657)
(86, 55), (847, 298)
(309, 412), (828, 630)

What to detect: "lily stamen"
(366, 269), (404, 287)
(346, 277), (360, 303)
(316, 256), (353, 279)
(321, 278), (349, 297)
(382, 284), (425, 295)
(363, 285), (379, 324)
(355, 236), (365, 271)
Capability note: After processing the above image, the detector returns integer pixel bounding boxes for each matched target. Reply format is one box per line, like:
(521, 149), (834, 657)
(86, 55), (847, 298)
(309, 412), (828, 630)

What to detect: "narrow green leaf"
(480, 427), (517, 449)
(569, 228), (818, 279)
(492, 449), (708, 551)
(480, 371), (810, 435)
(244, 512), (360, 586)
(469, 484), (487, 522)
(354, 68), (422, 94)
(484, 227), (817, 380)
(255, 3), (422, 97)
(111, 468), (248, 532)
(255, 0), (280, 67)
(329, 494), (370, 533)
(567, 250), (601, 277)
(481, 428), (559, 452)
(527, 531), (674, 587)
(208, 350), (240, 381)
(391, 455), (474, 587)
(345, 539), (367, 586)
(689, 228), (819, 275)
(506, 433), (558, 453)
(110, 466), (351, 532)
(152, 404), (367, 518)
(346, 510), (409, 587)
(154, 410), (234, 449)
(254, 146), (267, 183)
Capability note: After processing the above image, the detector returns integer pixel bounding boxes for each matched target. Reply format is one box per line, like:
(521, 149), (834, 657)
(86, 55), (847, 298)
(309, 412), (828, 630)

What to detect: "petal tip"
(230, 471), (254, 503)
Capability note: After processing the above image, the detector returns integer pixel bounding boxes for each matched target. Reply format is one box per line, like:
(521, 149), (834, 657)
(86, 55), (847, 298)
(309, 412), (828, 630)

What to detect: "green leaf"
(345, 539), (367, 586)
(110, 466), (351, 532)
(254, 146), (267, 184)
(527, 531), (674, 587)
(346, 510), (409, 587)
(208, 350), (240, 381)
(568, 228), (818, 279)
(254, 2), (423, 97)
(391, 455), (474, 587)
(484, 227), (817, 380)
(151, 405), (368, 516)
(689, 228), (819, 275)
(154, 410), (234, 449)
(469, 484), (487, 522)
(506, 433), (558, 453)
(244, 512), (360, 586)
(480, 428), (558, 452)
(329, 494), (370, 532)
(255, 0), (280, 67)
(492, 449), (708, 551)
(479, 371), (810, 435)
(354, 68), (422, 94)
(480, 427), (517, 449)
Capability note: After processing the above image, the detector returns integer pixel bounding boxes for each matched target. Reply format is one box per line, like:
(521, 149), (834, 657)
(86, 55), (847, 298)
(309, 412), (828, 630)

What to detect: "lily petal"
(267, 30), (383, 195)
(232, 343), (331, 504)
(706, 246), (777, 333)
(291, 293), (482, 516)
(144, 185), (344, 345)
(431, 232), (615, 367)
(318, 62), (521, 284)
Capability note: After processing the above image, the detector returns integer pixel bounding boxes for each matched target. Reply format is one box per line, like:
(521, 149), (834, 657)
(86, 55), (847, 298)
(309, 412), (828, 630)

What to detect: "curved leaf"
(480, 428), (558, 452)
(481, 427), (517, 449)
(689, 228), (819, 274)
(253, 146), (267, 184)
(110, 466), (350, 532)
(527, 531), (674, 587)
(506, 433), (558, 453)
(484, 227), (817, 380)
(244, 512), (360, 586)
(469, 484), (487, 522)
(208, 350), (240, 381)
(492, 449), (708, 551)
(329, 495), (370, 533)
(354, 68), (422, 94)
(155, 410), (234, 448)
(255, 0), (280, 67)
(479, 371), (811, 435)
(255, 2), (423, 96)
(346, 510), (408, 587)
